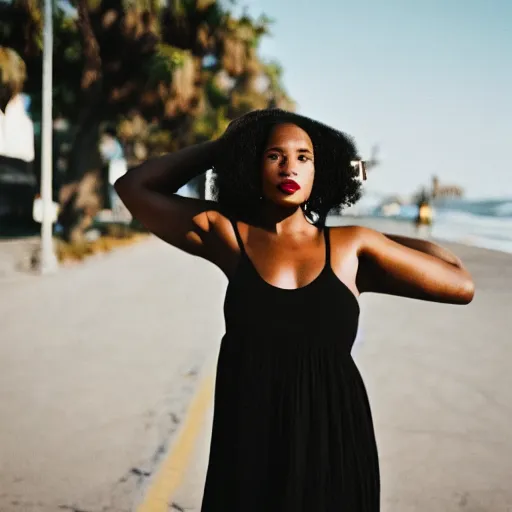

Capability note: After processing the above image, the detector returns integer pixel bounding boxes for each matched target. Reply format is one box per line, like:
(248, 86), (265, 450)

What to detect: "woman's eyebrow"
(265, 146), (313, 154)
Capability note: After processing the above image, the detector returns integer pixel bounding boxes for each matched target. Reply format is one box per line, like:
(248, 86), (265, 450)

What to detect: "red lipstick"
(278, 179), (301, 195)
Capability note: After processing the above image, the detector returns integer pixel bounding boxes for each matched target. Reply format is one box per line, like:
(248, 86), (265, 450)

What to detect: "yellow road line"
(137, 373), (214, 512)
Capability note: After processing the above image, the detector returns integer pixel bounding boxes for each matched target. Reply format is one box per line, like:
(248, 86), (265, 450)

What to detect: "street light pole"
(39, 0), (58, 274)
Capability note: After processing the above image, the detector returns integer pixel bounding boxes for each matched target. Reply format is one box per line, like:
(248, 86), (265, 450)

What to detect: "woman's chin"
(265, 195), (303, 210)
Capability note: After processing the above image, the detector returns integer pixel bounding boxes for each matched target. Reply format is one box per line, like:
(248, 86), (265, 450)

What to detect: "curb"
(135, 369), (215, 512)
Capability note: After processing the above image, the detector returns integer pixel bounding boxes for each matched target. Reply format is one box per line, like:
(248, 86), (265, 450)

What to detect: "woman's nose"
(279, 158), (297, 176)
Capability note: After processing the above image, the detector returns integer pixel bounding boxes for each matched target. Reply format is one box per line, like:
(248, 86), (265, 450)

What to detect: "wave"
(432, 198), (512, 218)
(432, 210), (512, 253)
(494, 202), (512, 217)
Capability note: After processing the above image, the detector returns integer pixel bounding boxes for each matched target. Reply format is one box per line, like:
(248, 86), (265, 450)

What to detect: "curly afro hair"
(212, 109), (363, 226)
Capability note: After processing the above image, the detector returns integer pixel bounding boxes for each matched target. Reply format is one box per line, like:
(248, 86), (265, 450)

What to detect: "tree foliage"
(0, 0), (294, 240)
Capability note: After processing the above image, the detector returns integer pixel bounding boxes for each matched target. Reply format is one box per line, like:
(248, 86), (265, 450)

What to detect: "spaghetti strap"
(324, 226), (331, 264)
(230, 219), (246, 255)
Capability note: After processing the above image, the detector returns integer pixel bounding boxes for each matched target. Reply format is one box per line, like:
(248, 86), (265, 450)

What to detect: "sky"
(231, 0), (511, 199)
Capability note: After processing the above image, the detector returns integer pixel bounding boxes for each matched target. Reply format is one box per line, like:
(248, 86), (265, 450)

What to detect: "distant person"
(115, 109), (474, 511)
(415, 192), (434, 237)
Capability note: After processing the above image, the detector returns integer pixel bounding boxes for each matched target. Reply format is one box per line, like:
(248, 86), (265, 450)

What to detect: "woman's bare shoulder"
(203, 210), (247, 277)
(329, 224), (375, 247)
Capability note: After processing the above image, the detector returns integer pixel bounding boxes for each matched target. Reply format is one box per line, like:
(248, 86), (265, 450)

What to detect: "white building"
(0, 93), (34, 162)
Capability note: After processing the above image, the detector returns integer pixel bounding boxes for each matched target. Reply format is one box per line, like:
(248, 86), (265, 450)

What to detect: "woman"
(115, 109), (474, 511)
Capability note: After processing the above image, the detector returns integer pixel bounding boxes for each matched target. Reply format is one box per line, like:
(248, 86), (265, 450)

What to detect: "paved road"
(0, 237), (226, 512)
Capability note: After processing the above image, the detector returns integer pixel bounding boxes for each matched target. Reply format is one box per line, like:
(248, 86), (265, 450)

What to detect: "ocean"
(337, 197), (512, 255)
(430, 199), (512, 254)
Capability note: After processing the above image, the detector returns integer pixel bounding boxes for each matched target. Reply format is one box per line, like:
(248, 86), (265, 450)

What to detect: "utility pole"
(39, 0), (58, 274)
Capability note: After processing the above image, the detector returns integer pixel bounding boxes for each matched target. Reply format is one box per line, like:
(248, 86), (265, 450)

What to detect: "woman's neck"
(256, 203), (317, 235)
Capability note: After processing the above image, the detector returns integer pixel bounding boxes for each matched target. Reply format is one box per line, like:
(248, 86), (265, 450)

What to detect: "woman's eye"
(268, 153), (279, 161)
(298, 155), (310, 162)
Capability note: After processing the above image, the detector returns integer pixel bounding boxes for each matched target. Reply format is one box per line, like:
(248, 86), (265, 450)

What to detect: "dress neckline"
(242, 226), (330, 292)
(229, 220), (361, 312)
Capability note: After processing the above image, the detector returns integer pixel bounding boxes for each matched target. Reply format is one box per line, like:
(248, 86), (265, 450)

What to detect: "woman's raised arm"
(114, 140), (225, 260)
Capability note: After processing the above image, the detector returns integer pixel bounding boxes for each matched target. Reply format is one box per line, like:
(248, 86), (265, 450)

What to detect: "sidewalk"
(0, 236), (39, 281)
(0, 237), (226, 512)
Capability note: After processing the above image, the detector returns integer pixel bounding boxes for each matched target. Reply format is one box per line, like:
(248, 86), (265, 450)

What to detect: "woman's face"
(260, 123), (315, 209)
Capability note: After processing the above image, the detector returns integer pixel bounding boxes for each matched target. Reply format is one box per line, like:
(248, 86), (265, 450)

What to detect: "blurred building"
(432, 175), (464, 199)
(0, 93), (36, 223)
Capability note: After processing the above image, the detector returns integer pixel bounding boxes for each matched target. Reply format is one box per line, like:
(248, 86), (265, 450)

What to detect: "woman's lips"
(278, 179), (301, 194)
